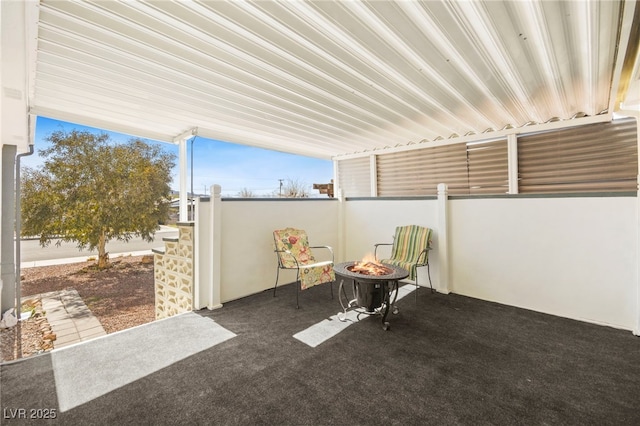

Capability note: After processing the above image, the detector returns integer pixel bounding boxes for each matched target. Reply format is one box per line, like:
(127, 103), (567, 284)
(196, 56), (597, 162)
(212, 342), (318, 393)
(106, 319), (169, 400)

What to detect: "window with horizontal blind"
(376, 144), (467, 196)
(467, 139), (509, 194)
(518, 118), (638, 193)
(337, 157), (371, 197)
(376, 139), (508, 196)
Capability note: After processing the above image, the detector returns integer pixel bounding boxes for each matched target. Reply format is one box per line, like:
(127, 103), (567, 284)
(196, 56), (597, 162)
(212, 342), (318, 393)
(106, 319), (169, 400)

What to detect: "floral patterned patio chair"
(374, 225), (433, 299)
(273, 228), (335, 308)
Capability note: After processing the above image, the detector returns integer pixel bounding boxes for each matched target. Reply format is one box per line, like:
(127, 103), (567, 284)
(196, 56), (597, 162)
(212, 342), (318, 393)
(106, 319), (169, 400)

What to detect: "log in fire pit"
(334, 260), (409, 330)
(347, 261), (393, 276)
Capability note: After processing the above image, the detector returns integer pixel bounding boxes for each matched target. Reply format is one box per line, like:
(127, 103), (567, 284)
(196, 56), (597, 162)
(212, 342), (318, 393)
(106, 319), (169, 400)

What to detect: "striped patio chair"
(273, 228), (335, 309)
(374, 225), (433, 298)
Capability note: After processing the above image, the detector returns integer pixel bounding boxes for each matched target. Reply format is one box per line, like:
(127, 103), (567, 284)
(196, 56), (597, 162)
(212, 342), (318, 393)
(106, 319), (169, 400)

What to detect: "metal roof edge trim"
(345, 196), (437, 201)
(30, 107), (176, 144)
(220, 197), (338, 202)
(343, 192), (637, 202)
(333, 114), (613, 161)
(448, 192), (638, 200)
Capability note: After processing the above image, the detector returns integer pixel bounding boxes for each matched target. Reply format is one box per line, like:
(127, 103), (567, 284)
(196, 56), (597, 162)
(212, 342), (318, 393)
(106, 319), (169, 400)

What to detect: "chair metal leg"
(414, 262), (434, 302)
(296, 270), (301, 309)
(415, 266), (419, 303)
(278, 269), (333, 309)
(273, 267), (281, 297)
(427, 261), (434, 293)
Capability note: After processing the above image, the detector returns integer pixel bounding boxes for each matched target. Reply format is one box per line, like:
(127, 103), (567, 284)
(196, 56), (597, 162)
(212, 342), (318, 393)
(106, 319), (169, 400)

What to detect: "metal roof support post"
(333, 159), (345, 263)
(437, 183), (450, 294)
(369, 154), (377, 197)
(173, 128), (197, 222)
(209, 184), (223, 310)
(507, 134), (519, 194)
(178, 138), (188, 222)
(336, 188), (346, 264)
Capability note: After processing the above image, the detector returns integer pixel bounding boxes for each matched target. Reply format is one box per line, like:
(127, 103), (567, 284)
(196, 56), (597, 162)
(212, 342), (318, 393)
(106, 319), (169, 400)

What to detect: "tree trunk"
(97, 230), (109, 269)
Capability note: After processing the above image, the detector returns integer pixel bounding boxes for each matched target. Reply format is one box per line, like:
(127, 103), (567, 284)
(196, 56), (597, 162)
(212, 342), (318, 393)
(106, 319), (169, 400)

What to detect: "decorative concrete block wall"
(153, 223), (194, 319)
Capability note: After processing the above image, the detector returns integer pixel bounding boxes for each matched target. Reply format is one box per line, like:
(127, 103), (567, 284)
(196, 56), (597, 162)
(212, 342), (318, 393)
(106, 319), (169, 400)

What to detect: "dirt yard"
(0, 255), (155, 362)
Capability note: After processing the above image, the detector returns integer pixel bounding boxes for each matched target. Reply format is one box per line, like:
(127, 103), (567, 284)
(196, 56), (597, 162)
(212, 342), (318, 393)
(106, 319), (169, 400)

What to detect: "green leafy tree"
(21, 130), (176, 269)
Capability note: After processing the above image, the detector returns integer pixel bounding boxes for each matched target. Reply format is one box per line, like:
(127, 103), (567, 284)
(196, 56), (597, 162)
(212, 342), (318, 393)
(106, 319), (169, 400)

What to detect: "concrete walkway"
(39, 289), (106, 349)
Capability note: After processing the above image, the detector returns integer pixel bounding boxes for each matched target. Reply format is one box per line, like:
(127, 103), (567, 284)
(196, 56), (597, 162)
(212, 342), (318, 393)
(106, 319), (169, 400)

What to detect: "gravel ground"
(1, 255), (155, 362)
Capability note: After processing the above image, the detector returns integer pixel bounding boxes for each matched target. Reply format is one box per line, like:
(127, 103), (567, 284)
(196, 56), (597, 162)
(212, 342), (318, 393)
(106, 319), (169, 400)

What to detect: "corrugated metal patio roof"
(19, 1), (640, 158)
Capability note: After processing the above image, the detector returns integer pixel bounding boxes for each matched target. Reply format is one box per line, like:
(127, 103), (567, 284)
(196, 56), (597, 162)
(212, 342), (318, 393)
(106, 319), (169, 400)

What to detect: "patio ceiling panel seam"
(36, 53), (153, 101)
(33, 83), (365, 159)
(581, 3), (599, 113)
(35, 12), (402, 148)
(35, 40), (379, 145)
(123, 0), (408, 132)
(35, 62), (366, 145)
(31, 92), (180, 141)
(228, 3), (428, 121)
(192, 126), (337, 160)
(341, 0), (493, 134)
(33, 86), (179, 130)
(230, 0), (442, 136)
(29, 0), (633, 160)
(35, 64), (361, 155)
(37, 1), (492, 153)
(445, 1), (541, 123)
(397, 1), (520, 129)
(37, 1), (395, 137)
(518, 1), (571, 119)
(30, 105), (176, 144)
(92, 0), (420, 143)
(476, 1), (555, 123)
(180, 0), (425, 138)
(571, 1), (620, 116)
(119, 0), (372, 126)
(278, 0), (461, 137)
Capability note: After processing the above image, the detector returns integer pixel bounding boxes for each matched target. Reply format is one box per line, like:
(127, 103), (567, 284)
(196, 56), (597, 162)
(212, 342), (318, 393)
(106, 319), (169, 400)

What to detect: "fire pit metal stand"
(334, 261), (409, 331)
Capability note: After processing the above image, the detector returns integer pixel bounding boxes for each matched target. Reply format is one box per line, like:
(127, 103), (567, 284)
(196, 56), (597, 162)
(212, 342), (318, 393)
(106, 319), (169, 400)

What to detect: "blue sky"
(27, 117), (334, 197)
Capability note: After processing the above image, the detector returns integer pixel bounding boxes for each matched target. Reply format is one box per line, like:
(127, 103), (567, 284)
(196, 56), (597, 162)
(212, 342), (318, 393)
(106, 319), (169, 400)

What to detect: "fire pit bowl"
(334, 261), (408, 282)
(334, 261), (409, 330)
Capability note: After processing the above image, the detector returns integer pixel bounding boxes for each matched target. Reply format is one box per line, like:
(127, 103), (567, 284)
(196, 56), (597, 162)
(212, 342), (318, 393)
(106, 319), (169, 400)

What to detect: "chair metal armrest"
(374, 243), (393, 259)
(310, 245), (334, 262)
(415, 247), (431, 266)
(274, 248), (300, 269)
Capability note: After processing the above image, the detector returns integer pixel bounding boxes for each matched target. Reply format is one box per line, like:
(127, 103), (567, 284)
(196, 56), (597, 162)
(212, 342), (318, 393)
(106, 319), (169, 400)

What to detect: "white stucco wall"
(342, 198), (442, 292)
(449, 196), (638, 330)
(219, 199), (339, 303)
(341, 196), (638, 331)
(211, 194), (637, 331)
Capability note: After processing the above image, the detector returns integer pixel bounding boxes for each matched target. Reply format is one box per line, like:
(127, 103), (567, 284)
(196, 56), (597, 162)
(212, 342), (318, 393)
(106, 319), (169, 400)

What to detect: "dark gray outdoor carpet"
(1, 281), (639, 425)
